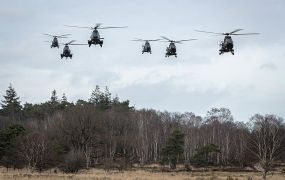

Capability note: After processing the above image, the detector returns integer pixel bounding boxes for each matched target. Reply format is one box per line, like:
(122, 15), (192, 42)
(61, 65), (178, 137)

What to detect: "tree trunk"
(262, 171), (267, 180)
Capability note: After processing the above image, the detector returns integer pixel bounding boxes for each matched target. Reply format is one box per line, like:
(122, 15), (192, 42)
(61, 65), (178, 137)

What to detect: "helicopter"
(132, 38), (161, 54)
(43, 33), (71, 48)
(161, 36), (197, 57)
(60, 40), (86, 59)
(195, 29), (259, 55)
(65, 23), (127, 47)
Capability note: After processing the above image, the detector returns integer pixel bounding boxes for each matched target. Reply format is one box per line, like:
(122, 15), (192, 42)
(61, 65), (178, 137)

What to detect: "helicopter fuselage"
(51, 37), (59, 48)
(61, 45), (72, 59)
(142, 41), (151, 54)
(88, 29), (103, 47)
(219, 35), (234, 55)
(165, 42), (177, 57)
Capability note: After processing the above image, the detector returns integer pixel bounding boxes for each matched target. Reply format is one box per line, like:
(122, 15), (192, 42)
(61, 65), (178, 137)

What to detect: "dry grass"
(0, 167), (284, 180)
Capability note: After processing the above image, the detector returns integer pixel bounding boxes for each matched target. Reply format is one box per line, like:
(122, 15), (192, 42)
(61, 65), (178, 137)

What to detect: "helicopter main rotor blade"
(43, 33), (54, 37)
(66, 40), (76, 45)
(132, 38), (145, 41)
(131, 39), (144, 42)
(231, 33), (260, 35)
(57, 34), (71, 38)
(176, 39), (198, 43)
(64, 25), (92, 29)
(132, 39), (161, 42)
(70, 43), (88, 45)
(161, 36), (173, 42)
(148, 39), (162, 41)
(229, 29), (243, 34)
(195, 30), (224, 35)
(94, 23), (102, 29)
(99, 26), (128, 29)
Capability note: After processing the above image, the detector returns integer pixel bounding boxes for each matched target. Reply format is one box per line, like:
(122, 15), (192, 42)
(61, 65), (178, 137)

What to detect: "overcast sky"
(0, 0), (285, 121)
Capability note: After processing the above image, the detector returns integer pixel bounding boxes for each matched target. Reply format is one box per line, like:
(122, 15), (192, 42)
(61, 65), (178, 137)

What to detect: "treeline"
(0, 84), (284, 178)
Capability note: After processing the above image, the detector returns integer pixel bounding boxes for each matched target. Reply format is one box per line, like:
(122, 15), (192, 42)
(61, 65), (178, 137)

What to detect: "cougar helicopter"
(195, 29), (259, 55)
(65, 23), (127, 47)
(43, 33), (71, 48)
(161, 36), (197, 57)
(60, 40), (86, 59)
(132, 38), (161, 54)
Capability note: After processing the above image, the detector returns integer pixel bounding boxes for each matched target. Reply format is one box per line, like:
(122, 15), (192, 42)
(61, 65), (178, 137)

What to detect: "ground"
(1, 167), (285, 180)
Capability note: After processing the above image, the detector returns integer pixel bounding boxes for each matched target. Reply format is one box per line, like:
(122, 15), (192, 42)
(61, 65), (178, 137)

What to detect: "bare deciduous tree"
(249, 114), (284, 179)
(18, 132), (48, 172)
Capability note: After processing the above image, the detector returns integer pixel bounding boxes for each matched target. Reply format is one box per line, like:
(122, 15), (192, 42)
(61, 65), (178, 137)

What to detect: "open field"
(0, 168), (285, 180)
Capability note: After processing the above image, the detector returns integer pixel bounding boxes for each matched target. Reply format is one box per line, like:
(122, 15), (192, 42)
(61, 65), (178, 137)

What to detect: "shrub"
(59, 150), (84, 173)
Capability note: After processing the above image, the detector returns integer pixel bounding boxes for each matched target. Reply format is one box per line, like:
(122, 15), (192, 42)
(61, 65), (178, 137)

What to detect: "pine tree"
(61, 93), (67, 103)
(102, 86), (112, 108)
(89, 85), (112, 110)
(60, 93), (71, 108)
(50, 90), (59, 105)
(89, 85), (101, 104)
(0, 84), (22, 117)
(162, 129), (184, 169)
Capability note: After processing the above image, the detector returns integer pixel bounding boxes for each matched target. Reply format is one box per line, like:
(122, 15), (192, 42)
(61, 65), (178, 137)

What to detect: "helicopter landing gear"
(60, 54), (63, 59)
(70, 54), (72, 59)
(175, 55), (177, 58)
(231, 50), (234, 55)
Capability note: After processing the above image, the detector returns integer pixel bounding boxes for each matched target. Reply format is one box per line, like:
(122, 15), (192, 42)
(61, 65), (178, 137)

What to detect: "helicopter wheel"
(60, 54), (63, 59)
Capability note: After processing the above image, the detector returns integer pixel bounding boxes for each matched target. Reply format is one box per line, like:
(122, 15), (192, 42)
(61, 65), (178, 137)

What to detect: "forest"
(0, 84), (284, 179)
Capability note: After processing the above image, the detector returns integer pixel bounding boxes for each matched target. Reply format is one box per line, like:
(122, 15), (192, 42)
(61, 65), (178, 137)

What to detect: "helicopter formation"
(44, 24), (259, 59)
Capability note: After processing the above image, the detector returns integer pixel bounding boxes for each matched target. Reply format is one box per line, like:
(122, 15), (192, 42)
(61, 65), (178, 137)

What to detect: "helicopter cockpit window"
(170, 43), (176, 48)
(224, 37), (233, 44)
(63, 46), (70, 52)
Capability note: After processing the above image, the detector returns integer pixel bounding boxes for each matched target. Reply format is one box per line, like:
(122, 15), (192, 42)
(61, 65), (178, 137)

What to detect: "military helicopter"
(161, 36), (197, 57)
(65, 23), (127, 47)
(195, 29), (259, 55)
(59, 40), (86, 59)
(132, 38), (161, 54)
(43, 33), (71, 48)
